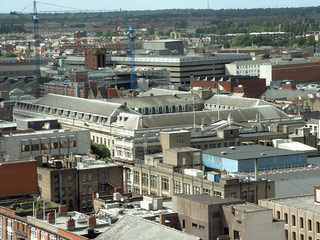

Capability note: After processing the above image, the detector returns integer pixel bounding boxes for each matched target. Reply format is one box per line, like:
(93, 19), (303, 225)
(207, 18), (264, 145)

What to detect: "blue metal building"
(203, 145), (307, 173)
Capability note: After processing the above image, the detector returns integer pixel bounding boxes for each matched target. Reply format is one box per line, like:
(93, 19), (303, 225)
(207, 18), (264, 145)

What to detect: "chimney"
(88, 214), (96, 229)
(58, 205), (68, 216)
(66, 217), (75, 231)
(47, 212), (55, 224)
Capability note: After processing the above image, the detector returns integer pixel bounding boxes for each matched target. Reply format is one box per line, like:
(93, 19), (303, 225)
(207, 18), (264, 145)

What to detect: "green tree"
(91, 141), (111, 159)
(147, 27), (154, 35)
(1, 52), (17, 58)
(94, 29), (103, 37)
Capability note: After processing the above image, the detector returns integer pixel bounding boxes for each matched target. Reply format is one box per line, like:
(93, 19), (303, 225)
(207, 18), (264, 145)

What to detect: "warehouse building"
(202, 145), (307, 173)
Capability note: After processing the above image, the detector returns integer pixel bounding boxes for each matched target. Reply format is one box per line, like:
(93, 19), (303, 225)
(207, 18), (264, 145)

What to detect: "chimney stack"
(67, 217), (75, 231)
(58, 205), (68, 216)
(47, 212), (55, 224)
(88, 214), (96, 229)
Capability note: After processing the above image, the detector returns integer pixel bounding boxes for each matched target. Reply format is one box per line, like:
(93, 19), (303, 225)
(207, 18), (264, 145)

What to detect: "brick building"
(271, 61), (320, 83)
(37, 154), (123, 213)
(0, 160), (37, 198)
(85, 48), (106, 69)
(192, 75), (266, 98)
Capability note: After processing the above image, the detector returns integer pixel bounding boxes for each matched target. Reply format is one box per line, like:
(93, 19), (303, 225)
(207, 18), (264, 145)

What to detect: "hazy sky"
(1, 0), (320, 13)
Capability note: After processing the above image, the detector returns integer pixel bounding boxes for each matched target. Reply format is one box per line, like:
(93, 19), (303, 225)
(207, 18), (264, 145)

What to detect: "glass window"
(150, 175), (157, 188)
(134, 171), (140, 184)
(173, 181), (181, 194)
(81, 174), (86, 182)
(142, 173), (148, 186)
(161, 177), (169, 191)
(69, 140), (76, 147)
(88, 186), (93, 195)
(31, 144), (40, 151)
(184, 183), (191, 195)
(51, 142), (59, 149)
(87, 173), (92, 181)
(193, 186), (201, 195)
(177, 135), (184, 142)
(21, 144), (30, 152)
(82, 200), (86, 209)
(41, 143), (49, 150)
(60, 141), (68, 148)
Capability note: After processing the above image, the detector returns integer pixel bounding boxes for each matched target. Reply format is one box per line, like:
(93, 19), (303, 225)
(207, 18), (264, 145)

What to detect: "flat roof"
(266, 195), (320, 215)
(203, 145), (305, 160)
(167, 147), (200, 153)
(174, 194), (244, 205)
(230, 203), (269, 213)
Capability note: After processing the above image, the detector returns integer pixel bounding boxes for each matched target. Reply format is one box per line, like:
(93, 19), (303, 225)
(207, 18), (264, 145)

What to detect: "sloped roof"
(139, 106), (289, 129)
(263, 88), (317, 101)
(205, 95), (273, 108)
(96, 215), (200, 240)
(107, 94), (204, 109)
(139, 88), (190, 97)
(32, 94), (123, 117)
(9, 88), (25, 95)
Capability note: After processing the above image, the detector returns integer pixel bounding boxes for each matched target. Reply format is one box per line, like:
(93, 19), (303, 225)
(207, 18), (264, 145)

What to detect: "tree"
(147, 27), (154, 35)
(94, 29), (103, 37)
(1, 52), (17, 58)
(91, 141), (111, 159)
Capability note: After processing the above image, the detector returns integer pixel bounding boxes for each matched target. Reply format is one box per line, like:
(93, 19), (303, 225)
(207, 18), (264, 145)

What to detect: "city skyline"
(1, 0), (320, 13)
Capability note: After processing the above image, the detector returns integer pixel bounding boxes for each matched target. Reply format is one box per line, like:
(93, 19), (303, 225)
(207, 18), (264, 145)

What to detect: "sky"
(1, 0), (320, 13)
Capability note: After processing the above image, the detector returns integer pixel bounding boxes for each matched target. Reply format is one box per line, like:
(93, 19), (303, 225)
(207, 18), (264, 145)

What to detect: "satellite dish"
(95, 193), (100, 199)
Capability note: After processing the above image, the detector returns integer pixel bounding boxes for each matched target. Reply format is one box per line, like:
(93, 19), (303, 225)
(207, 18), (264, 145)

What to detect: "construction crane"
(33, 1), (41, 77)
(129, 19), (136, 89)
(93, 16), (123, 54)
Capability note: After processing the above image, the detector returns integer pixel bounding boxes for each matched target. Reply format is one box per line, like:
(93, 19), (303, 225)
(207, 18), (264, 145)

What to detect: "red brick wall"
(193, 78), (266, 98)
(272, 62), (320, 83)
(0, 161), (37, 197)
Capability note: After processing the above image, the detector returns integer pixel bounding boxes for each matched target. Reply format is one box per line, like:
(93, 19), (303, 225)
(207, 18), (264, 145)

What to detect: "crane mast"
(33, 1), (41, 77)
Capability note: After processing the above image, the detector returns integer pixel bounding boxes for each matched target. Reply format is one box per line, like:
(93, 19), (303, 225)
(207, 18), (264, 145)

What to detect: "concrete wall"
(1, 129), (90, 161)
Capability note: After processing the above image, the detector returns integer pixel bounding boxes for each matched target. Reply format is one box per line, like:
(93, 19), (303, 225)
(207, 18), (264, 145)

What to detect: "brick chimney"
(59, 205), (68, 216)
(47, 212), (55, 224)
(66, 217), (75, 231)
(88, 214), (96, 228)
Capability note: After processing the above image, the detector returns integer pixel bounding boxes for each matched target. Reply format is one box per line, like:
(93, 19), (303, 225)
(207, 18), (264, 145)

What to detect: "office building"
(173, 194), (285, 240)
(259, 185), (320, 240)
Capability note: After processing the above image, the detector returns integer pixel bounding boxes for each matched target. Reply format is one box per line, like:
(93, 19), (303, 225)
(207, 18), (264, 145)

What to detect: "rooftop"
(96, 215), (200, 240)
(203, 145), (305, 160)
(109, 53), (250, 64)
(166, 147), (200, 153)
(265, 195), (320, 215)
(174, 194), (244, 205)
(230, 203), (269, 213)
(30, 94), (124, 117)
(205, 95), (274, 108)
